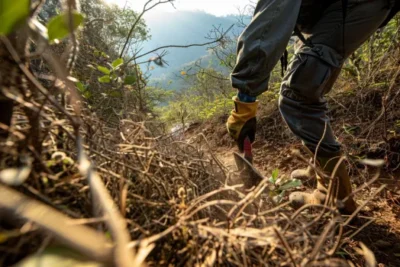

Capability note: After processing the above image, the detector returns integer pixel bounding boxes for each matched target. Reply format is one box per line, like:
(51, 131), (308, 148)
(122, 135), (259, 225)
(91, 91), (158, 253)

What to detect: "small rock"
(376, 240), (392, 249)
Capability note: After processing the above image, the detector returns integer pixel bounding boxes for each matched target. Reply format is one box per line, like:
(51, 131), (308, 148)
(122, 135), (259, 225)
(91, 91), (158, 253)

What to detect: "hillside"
(142, 11), (250, 88)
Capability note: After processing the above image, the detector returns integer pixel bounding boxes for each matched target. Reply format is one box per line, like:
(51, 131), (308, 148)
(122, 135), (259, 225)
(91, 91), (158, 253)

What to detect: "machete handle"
(243, 136), (253, 164)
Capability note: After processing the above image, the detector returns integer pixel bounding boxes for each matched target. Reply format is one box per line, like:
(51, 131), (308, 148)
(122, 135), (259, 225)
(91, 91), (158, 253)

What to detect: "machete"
(243, 136), (253, 164)
(233, 137), (264, 187)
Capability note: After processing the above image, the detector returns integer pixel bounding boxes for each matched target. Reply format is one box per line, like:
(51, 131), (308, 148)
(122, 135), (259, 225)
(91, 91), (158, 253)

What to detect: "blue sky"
(105, 0), (253, 17)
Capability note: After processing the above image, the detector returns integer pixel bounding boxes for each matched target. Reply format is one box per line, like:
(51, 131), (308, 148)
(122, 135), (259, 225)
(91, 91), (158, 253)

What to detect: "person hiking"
(226, 0), (399, 214)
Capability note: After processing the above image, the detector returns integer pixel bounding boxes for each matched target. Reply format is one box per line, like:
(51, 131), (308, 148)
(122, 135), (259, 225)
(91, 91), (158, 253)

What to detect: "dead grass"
(0, 102), (376, 266)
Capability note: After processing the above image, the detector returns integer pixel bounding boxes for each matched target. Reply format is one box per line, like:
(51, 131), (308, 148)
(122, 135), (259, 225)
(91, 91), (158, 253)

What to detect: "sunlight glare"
(102, 0), (119, 6)
(104, 0), (251, 17)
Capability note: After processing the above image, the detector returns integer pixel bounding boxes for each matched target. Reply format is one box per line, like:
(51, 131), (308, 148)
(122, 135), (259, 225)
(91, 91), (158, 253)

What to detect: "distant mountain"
(139, 11), (251, 88)
(149, 49), (231, 90)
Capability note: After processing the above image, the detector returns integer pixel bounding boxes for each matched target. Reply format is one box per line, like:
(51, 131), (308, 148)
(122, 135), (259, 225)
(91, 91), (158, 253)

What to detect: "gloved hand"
(226, 95), (258, 152)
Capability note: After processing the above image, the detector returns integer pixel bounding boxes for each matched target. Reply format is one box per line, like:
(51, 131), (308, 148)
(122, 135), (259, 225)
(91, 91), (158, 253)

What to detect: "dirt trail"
(215, 148), (238, 171)
(215, 141), (304, 180)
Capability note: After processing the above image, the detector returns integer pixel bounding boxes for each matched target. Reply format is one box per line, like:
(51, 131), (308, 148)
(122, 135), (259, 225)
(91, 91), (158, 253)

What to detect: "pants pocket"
(283, 53), (332, 104)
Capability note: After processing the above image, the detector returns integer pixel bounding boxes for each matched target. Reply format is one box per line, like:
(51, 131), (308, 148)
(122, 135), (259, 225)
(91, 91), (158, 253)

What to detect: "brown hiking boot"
(291, 165), (315, 180)
(289, 189), (326, 208)
(289, 152), (357, 215)
(291, 147), (315, 180)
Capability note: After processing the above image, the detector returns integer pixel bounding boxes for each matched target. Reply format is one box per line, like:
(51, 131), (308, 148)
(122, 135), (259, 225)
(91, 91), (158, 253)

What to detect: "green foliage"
(144, 86), (173, 110)
(97, 65), (111, 75)
(98, 75), (111, 83)
(80, 0), (149, 53)
(57, 0), (152, 122)
(112, 58), (124, 69)
(95, 59), (130, 85)
(269, 169), (279, 184)
(124, 75), (136, 85)
(47, 11), (84, 42)
(93, 50), (109, 58)
(0, 0), (30, 35)
(157, 68), (236, 127)
(343, 15), (400, 85)
(107, 90), (122, 98)
(277, 179), (302, 191)
(266, 169), (303, 204)
(76, 82), (85, 92)
(158, 93), (234, 127)
(76, 82), (91, 98)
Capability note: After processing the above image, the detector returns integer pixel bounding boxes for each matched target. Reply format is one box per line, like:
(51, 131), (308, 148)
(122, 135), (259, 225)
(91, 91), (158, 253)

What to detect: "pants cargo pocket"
(282, 53), (332, 104)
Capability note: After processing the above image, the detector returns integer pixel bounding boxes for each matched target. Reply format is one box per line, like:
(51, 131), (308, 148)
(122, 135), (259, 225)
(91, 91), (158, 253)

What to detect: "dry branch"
(0, 185), (113, 264)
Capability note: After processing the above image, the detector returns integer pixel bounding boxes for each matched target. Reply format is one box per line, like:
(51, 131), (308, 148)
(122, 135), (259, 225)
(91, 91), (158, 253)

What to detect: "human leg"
(279, 0), (391, 212)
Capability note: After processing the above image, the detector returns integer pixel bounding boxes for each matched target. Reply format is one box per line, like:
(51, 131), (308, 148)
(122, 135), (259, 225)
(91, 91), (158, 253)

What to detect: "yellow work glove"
(226, 96), (258, 152)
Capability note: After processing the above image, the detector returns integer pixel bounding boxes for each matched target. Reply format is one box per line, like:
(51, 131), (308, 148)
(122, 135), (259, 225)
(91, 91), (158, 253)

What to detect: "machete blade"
(233, 152), (264, 188)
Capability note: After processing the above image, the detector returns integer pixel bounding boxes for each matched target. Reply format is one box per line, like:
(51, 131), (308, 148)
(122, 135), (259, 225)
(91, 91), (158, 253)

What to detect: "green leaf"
(0, 0), (30, 35)
(271, 169), (279, 180)
(46, 160), (57, 168)
(97, 66), (110, 75)
(342, 67), (358, 77)
(112, 58), (124, 69)
(110, 73), (118, 81)
(277, 179), (302, 191)
(15, 246), (101, 267)
(105, 231), (112, 241)
(76, 82), (85, 92)
(47, 11), (84, 43)
(124, 75), (136, 85)
(62, 157), (74, 165)
(269, 169), (279, 184)
(109, 91), (122, 97)
(83, 91), (92, 99)
(98, 75), (111, 83)
(101, 52), (109, 58)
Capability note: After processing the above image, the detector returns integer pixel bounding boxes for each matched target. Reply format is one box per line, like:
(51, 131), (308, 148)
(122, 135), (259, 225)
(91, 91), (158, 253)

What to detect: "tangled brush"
(0, 102), (379, 266)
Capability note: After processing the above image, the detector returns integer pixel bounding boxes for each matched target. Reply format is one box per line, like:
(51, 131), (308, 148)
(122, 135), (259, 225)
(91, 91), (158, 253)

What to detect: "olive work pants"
(231, 0), (391, 157)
